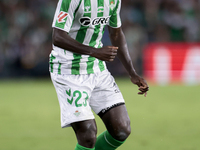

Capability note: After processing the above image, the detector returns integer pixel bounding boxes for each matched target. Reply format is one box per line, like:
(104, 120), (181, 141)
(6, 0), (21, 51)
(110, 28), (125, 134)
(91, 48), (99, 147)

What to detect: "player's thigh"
(50, 73), (95, 128)
(101, 104), (131, 141)
(90, 70), (125, 116)
(101, 104), (130, 128)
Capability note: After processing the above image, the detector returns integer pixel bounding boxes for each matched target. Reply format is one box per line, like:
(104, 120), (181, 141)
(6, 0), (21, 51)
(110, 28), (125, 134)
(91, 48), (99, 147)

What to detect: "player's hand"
(130, 74), (149, 97)
(91, 46), (118, 62)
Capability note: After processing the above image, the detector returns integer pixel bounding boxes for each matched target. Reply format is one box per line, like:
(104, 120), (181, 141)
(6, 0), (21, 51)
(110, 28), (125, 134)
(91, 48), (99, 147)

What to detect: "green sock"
(75, 143), (95, 150)
(95, 131), (125, 150)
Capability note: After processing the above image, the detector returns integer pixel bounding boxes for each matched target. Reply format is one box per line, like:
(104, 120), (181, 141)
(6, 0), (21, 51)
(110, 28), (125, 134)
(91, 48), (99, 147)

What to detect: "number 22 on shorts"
(66, 89), (89, 107)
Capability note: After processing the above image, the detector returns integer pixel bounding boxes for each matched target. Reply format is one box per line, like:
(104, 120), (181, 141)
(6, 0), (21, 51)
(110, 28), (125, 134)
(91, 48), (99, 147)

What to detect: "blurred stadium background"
(0, 0), (200, 150)
(1, 0), (200, 83)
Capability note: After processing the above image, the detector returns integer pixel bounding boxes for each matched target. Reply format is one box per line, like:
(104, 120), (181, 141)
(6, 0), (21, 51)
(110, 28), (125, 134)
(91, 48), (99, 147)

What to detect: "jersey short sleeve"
(109, 0), (122, 28)
(52, 0), (81, 32)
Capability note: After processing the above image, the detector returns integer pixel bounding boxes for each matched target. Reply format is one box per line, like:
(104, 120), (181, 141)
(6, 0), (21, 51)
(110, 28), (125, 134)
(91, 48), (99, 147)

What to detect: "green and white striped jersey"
(50, 0), (121, 75)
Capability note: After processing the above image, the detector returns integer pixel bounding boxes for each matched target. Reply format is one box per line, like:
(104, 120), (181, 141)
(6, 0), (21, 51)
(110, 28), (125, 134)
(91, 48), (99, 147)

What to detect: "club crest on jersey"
(110, 1), (115, 10)
(79, 16), (110, 26)
(57, 11), (68, 23)
(74, 110), (81, 117)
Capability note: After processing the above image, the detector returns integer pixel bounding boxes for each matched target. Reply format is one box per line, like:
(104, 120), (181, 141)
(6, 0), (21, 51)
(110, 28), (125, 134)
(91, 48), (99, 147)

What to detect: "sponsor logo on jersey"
(97, 6), (104, 12)
(79, 17), (91, 26)
(57, 11), (68, 23)
(79, 16), (110, 26)
(110, 1), (115, 10)
(92, 17), (110, 25)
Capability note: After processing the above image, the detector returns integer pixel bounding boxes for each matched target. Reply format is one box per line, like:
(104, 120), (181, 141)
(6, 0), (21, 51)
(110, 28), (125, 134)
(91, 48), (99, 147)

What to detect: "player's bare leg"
(71, 119), (97, 149)
(101, 104), (131, 141)
(95, 104), (131, 149)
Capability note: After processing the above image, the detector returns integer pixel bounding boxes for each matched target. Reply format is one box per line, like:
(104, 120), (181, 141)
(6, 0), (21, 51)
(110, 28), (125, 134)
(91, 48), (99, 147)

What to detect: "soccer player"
(49, 0), (149, 150)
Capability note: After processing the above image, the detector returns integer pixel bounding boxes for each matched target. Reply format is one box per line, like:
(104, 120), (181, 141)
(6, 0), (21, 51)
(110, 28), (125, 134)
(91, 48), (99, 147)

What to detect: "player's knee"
(113, 120), (131, 141)
(82, 130), (97, 147)
(77, 125), (97, 148)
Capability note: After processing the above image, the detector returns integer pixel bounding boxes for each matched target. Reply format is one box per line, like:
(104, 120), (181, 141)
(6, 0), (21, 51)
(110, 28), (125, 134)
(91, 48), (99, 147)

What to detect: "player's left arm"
(108, 26), (149, 96)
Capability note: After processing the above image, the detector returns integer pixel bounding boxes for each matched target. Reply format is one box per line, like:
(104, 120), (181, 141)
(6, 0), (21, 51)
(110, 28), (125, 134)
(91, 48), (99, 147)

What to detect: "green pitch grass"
(0, 78), (200, 150)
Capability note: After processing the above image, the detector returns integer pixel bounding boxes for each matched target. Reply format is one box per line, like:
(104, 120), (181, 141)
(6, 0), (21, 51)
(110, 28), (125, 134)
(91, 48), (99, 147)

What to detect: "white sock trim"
(104, 132), (118, 148)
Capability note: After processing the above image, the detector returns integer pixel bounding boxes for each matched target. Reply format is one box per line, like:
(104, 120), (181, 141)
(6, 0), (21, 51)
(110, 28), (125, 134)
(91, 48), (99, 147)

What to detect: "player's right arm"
(52, 28), (117, 62)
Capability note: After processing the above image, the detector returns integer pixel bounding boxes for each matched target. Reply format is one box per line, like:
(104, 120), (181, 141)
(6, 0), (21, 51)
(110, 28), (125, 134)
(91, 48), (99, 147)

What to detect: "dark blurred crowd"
(1, 0), (200, 78)
(0, 0), (55, 77)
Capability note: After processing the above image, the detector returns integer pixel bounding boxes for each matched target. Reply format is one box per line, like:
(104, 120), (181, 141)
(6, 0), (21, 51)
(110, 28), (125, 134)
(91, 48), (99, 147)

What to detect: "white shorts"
(50, 70), (125, 128)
